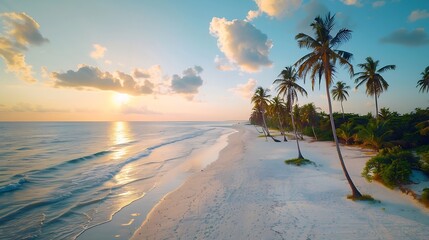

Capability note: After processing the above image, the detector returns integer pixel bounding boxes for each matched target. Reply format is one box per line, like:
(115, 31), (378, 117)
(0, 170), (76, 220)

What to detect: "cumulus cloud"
(229, 78), (257, 99)
(341, 0), (362, 7)
(408, 9), (429, 22)
(246, 10), (261, 22)
(209, 17), (272, 73)
(372, 1), (385, 8)
(51, 65), (155, 95)
(90, 44), (106, 59)
(254, 0), (302, 19)
(214, 55), (235, 71)
(381, 28), (429, 46)
(0, 12), (48, 83)
(171, 66), (204, 100)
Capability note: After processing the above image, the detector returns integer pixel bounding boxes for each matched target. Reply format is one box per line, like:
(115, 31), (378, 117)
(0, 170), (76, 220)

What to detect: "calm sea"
(0, 121), (235, 239)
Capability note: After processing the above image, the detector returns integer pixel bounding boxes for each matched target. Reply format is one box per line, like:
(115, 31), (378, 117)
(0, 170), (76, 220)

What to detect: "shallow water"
(0, 121), (234, 239)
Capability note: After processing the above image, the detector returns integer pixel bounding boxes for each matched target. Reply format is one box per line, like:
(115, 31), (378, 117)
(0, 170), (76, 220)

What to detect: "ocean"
(0, 121), (235, 239)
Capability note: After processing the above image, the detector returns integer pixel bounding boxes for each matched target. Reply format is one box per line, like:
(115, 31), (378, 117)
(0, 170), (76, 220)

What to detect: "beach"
(132, 124), (429, 240)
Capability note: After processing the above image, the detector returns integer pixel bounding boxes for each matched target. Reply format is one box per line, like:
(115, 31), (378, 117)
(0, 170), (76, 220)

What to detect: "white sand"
(132, 124), (429, 240)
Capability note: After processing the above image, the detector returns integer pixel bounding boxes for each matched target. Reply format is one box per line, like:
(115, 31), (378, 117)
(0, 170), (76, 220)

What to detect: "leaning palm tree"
(251, 87), (280, 142)
(417, 66), (429, 93)
(355, 57), (396, 118)
(295, 12), (362, 197)
(331, 81), (350, 118)
(274, 66), (307, 159)
(269, 96), (288, 141)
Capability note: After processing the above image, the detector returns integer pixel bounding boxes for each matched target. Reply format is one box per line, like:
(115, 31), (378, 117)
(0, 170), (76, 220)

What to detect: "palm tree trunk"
(374, 94), (379, 119)
(326, 82), (362, 198)
(290, 95), (304, 159)
(341, 100), (345, 119)
(262, 109), (281, 142)
(277, 112), (288, 142)
(311, 126), (317, 140)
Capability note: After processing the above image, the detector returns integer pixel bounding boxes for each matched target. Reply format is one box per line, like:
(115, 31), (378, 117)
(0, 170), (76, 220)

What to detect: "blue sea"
(0, 122), (235, 239)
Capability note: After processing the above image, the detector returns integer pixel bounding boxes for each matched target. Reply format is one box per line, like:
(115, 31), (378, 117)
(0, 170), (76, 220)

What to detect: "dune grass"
(347, 194), (380, 203)
(285, 158), (315, 166)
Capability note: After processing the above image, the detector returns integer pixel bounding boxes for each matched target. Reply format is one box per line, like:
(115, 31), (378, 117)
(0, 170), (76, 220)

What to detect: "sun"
(113, 93), (130, 106)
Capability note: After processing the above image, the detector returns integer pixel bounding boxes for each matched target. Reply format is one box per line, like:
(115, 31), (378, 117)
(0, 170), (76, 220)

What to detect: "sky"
(0, 0), (428, 121)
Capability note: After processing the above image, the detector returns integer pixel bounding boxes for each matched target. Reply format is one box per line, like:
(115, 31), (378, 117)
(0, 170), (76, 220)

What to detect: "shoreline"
(131, 124), (429, 240)
(77, 125), (236, 240)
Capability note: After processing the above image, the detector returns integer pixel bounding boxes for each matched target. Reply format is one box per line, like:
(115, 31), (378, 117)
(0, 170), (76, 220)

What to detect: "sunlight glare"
(113, 93), (130, 106)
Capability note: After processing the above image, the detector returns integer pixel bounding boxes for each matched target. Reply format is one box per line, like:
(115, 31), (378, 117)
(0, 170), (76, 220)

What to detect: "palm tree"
(336, 121), (355, 145)
(274, 66), (307, 159)
(295, 12), (362, 197)
(417, 66), (429, 93)
(355, 120), (392, 151)
(301, 103), (319, 140)
(269, 96), (288, 141)
(331, 81), (350, 118)
(251, 87), (280, 142)
(355, 57), (396, 118)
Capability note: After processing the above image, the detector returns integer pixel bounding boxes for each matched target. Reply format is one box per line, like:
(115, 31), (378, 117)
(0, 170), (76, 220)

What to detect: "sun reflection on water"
(111, 121), (131, 160)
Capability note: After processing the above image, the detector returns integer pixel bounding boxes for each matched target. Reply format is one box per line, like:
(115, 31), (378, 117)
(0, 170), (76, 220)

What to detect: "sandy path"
(132, 124), (429, 240)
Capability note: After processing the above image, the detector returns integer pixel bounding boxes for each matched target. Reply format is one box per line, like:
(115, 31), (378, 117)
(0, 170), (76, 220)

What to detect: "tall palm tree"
(269, 96), (288, 141)
(274, 66), (307, 159)
(417, 66), (429, 93)
(355, 57), (396, 118)
(331, 81), (350, 118)
(295, 12), (362, 197)
(251, 87), (280, 142)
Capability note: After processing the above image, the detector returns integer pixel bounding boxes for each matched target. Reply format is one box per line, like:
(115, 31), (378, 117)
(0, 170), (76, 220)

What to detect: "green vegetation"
(285, 158), (314, 166)
(362, 147), (417, 188)
(347, 194), (378, 202)
(421, 188), (429, 207)
(248, 11), (429, 199)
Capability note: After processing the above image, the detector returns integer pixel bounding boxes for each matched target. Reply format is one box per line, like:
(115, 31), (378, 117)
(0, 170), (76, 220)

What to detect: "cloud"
(214, 55), (235, 71)
(372, 1), (385, 8)
(51, 65), (155, 95)
(341, 0), (362, 7)
(209, 17), (272, 73)
(90, 44), (106, 59)
(246, 10), (261, 22)
(381, 28), (429, 46)
(408, 9), (429, 22)
(297, 0), (329, 31)
(0, 12), (48, 83)
(254, 0), (302, 18)
(171, 66), (204, 100)
(229, 78), (257, 99)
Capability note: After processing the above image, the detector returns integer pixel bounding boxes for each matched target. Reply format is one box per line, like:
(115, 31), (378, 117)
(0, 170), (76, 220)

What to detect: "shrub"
(285, 158), (314, 166)
(421, 188), (429, 207)
(362, 146), (416, 187)
(418, 152), (429, 174)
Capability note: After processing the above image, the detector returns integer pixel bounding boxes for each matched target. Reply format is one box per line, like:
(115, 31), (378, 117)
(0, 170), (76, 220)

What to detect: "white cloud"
(341, 0), (362, 7)
(246, 10), (261, 22)
(90, 44), (106, 59)
(229, 78), (257, 99)
(171, 66), (204, 100)
(408, 9), (429, 22)
(372, 1), (385, 8)
(0, 102), (67, 113)
(254, 0), (302, 18)
(0, 12), (49, 83)
(51, 65), (156, 95)
(209, 17), (272, 73)
(214, 55), (235, 71)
